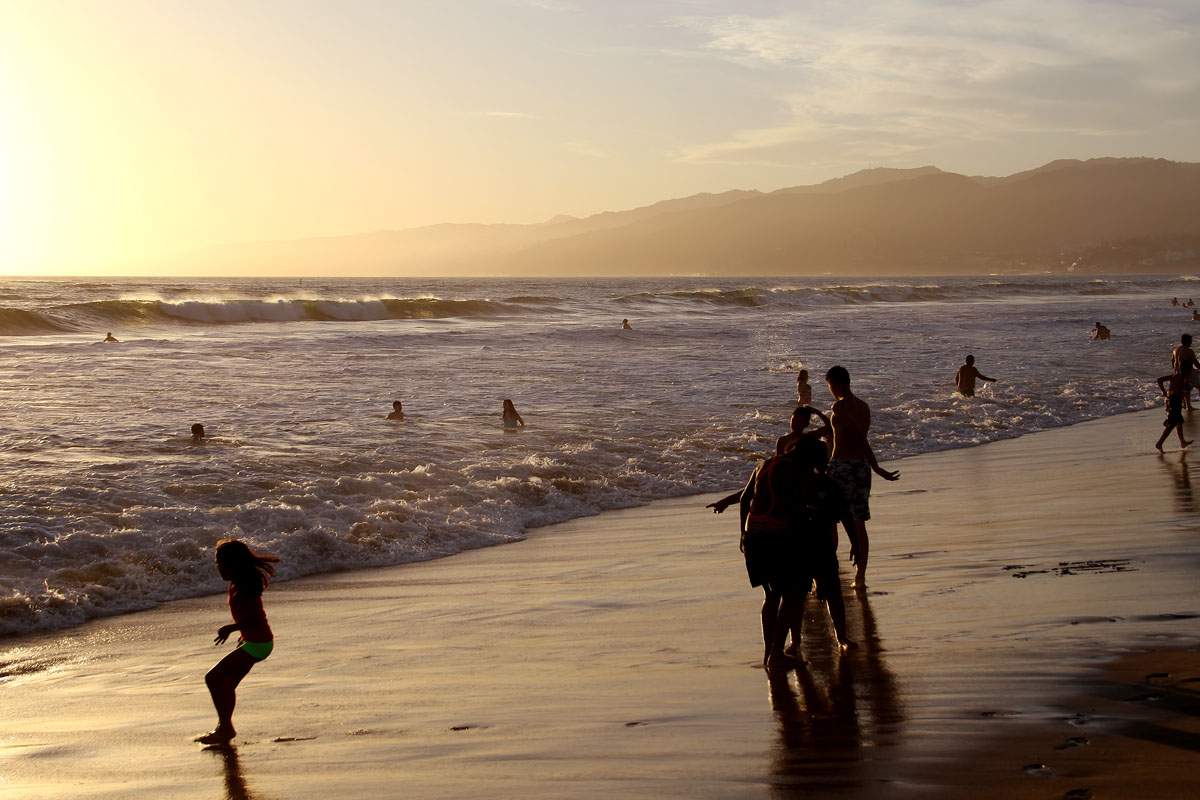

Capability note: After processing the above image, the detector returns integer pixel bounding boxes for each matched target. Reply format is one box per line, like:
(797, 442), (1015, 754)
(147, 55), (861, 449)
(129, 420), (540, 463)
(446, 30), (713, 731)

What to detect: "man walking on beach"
(1172, 334), (1199, 410)
(955, 355), (996, 397)
(824, 366), (900, 589)
(1156, 367), (1193, 452)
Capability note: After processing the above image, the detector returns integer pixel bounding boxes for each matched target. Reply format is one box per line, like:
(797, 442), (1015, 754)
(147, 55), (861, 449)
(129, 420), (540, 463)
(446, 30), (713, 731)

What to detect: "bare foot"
(1157, 442), (1166, 452)
(766, 652), (807, 671)
(195, 727), (235, 745)
(783, 643), (801, 657)
(838, 639), (858, 652)
(851, 572), (867, 590)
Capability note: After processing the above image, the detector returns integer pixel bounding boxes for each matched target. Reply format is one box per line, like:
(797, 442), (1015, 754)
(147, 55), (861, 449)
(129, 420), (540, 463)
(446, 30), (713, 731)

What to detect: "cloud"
(670, 0), (1200, 166)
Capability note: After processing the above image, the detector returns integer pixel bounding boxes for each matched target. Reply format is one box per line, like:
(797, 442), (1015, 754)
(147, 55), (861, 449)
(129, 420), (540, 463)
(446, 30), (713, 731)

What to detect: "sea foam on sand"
(2, 409), (1198, 799)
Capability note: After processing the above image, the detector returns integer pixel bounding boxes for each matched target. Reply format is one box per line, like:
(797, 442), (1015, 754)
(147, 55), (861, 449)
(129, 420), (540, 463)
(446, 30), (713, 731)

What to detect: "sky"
(0, 0), (1198, 274)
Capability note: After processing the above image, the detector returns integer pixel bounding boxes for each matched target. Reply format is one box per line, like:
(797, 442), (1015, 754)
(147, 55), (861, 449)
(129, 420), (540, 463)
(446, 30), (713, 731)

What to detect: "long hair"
(215, 539), (280, 594)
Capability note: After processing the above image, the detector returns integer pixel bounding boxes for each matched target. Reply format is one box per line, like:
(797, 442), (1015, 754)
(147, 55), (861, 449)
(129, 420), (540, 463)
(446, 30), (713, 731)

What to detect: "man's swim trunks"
(1166, 394), (1185, 428)
(826, 458), (872, 521)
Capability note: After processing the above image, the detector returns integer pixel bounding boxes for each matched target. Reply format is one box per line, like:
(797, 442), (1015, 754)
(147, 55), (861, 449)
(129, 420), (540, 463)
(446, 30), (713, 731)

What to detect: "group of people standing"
(709, 366), (899, 670)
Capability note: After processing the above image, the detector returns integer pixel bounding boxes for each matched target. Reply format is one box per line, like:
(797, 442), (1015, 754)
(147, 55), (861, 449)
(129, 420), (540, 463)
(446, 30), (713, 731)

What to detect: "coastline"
(3, 408), (1199, 798)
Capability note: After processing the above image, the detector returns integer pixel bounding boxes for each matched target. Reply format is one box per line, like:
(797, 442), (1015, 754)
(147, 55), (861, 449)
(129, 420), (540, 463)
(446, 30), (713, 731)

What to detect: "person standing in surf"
(502, 399), (525, 430)
(196, 539), (280, 745)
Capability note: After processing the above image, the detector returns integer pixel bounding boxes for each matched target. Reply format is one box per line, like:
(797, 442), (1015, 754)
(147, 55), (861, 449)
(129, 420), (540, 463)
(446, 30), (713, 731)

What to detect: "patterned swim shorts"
(826, 458), (872, 521)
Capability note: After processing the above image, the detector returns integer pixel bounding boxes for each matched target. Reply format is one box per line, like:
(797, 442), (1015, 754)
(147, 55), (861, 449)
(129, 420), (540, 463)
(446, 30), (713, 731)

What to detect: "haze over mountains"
(150, 157), (1200, 277)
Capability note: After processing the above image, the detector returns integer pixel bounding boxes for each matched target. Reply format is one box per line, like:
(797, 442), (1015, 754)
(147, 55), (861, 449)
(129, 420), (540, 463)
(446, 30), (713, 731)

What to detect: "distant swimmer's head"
(191, 423), (205, 441)
(503, 398), (515, 411)
(965, 354), (975, 365)
(825, 365), (850, 385)
(797, 369), (808, 382)
(393, 400), (403, 412)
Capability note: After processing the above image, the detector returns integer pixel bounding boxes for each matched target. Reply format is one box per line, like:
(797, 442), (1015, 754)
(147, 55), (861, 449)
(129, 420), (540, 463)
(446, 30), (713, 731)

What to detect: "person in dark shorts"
(1156, 368), (1193, 452)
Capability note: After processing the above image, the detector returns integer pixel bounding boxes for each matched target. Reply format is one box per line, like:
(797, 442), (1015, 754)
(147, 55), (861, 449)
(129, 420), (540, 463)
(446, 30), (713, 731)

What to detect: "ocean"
(0, 273), (1191, 635)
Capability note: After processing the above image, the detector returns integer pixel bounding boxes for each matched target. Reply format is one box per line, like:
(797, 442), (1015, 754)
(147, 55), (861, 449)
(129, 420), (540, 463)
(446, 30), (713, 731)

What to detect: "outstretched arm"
(864, 443), (900, 481)
(706, 489), (744, 513)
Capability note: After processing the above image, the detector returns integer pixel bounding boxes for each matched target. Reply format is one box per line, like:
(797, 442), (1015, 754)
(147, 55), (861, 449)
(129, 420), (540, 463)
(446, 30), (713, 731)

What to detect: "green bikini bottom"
(239, 640), (274, 661)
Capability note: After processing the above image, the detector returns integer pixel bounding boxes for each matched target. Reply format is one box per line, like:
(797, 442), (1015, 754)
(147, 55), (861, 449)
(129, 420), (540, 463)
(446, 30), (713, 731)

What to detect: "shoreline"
(3, 407), (1199, 798)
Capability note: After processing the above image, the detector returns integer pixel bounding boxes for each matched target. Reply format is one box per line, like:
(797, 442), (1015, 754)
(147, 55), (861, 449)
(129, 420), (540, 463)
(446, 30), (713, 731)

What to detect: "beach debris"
(1064, 789), (1093, 800)
(1022, 763), (1052, 776)
(1055, 736), (1090, 750)
(1009, 559), (1134, 579)
(449, 724), (486, 731)
(625, 721), (647, 727)
(1125, 692), (1163, 702)
(1145, 672), (1170, 682)
(272, 736), (317, 743)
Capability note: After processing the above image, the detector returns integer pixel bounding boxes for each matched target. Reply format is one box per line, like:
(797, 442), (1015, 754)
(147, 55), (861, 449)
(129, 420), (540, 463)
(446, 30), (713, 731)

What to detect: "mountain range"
(149, 157), (1200, 277)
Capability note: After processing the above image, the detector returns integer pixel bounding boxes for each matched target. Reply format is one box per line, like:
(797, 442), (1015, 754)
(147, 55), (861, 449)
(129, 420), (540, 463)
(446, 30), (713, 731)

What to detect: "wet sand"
(2, 409), (1199, 799)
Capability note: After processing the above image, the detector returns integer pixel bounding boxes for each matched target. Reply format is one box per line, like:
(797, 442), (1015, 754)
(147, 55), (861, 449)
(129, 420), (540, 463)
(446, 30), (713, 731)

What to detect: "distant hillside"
(145, 158), (1200, 276)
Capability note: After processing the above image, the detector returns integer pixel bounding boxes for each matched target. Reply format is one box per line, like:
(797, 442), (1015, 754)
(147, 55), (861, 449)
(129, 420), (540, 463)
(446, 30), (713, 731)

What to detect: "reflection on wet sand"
(767, 587), (904, 795)
(1159, 453), (1196, 515)
(205, 744), (261, 800)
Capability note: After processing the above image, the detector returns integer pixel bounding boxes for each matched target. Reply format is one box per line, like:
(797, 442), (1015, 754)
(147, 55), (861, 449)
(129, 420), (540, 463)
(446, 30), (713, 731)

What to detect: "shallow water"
(0, 273), (1193, 633)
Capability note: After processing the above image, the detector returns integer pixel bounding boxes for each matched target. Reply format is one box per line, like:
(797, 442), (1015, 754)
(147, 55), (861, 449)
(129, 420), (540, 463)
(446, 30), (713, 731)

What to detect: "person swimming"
(386, 400), (404, 420)
(103, 332), (119, 342)
(502, 399), (525, 430)
(191, 423), (206, 442)
(622, 319), (633, 330)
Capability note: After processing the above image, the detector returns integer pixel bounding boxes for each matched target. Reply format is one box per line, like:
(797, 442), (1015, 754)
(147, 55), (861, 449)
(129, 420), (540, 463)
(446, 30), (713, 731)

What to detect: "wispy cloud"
(671, 0), (1200, 166)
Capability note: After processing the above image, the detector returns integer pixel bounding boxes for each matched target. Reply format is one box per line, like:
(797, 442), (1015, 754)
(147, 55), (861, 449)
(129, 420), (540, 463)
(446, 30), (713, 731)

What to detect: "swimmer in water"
(1091, 322), (1111, 340)
(796, 369), (812, 405)
(386, 400), (404, 420)
(191, 423), (206, 442)
(622, 319), (632, 330)
(195, 539), (280, 745)
(103, 332), (119, 342)
(502, 399), (525, 429)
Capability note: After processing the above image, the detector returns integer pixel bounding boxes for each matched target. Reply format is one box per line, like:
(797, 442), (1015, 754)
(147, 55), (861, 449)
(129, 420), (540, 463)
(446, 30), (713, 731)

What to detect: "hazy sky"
(1, 0), (1198, 273)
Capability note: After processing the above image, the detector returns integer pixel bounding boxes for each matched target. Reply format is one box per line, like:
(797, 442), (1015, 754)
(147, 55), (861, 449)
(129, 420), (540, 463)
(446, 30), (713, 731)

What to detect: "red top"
(228, 583), (273, 642)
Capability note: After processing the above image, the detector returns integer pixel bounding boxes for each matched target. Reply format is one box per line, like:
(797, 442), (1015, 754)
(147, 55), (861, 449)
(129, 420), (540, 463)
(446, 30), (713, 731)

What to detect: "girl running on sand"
(195, 539), (280, 745)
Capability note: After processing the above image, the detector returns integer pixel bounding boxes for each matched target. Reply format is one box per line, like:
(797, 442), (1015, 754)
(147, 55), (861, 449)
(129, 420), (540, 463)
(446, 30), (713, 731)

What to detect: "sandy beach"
(3, 408), (1200, 799)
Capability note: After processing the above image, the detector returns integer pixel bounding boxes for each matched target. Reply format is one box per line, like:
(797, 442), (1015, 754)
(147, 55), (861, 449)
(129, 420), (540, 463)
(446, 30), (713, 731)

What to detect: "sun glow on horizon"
(0, 1), (1197, 276)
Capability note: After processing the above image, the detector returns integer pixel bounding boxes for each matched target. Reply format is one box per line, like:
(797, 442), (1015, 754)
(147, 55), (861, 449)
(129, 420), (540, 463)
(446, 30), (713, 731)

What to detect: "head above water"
(190, 423), (205, 438)
(797, 369), (808, 382)
(392, 400), (403, 411)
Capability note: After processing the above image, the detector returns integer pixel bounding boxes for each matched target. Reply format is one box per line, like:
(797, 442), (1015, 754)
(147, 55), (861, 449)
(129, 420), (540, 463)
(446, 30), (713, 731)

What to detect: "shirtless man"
(955, 355), (996, 397)
(824, 366), (900, 589)
(1172, 334), (1199, 410)
(386, 400), (405, 420)
(1091, 322), (1111, 340)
